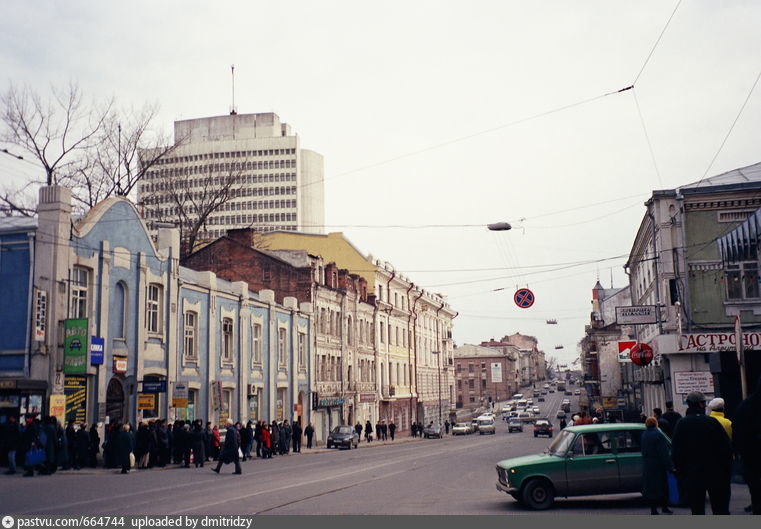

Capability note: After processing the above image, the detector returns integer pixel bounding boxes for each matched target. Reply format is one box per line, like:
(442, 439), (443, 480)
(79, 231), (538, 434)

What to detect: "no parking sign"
(514, 288), (535, 309)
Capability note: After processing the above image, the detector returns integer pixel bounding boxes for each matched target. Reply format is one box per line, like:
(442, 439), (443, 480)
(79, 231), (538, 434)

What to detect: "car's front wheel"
(522, 478), (554, 510)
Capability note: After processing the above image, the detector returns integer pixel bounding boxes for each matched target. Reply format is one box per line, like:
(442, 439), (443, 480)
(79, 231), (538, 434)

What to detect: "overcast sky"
(2, 1), (761, 365)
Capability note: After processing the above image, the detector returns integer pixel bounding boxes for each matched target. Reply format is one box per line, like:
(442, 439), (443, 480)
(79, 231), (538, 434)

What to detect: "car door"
(564, 432), (619, 495)
(613, 429), (646, 492)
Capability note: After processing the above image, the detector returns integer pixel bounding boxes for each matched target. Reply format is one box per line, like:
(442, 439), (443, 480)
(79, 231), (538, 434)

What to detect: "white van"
(477, 416), (496, 435)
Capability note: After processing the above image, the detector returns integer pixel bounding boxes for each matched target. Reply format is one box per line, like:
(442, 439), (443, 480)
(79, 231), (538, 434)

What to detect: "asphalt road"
(2, 386), (752, 515)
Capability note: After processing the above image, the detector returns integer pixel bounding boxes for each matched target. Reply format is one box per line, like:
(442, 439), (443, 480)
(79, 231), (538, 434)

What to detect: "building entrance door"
(106, 377), (125, 423)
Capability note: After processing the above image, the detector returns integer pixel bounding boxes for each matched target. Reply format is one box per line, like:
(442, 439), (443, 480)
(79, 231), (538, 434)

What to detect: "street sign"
(138, 393), (156, 410)
(629, 343), (654, 366)
(143, 380), (167, 393)
(90, 336), (104, 365)
(514, 288), (535, 309)
(673, 371), (715, 394)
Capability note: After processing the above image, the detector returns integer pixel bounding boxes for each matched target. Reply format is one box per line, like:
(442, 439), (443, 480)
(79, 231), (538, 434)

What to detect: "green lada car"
(495, 423), (667, 510)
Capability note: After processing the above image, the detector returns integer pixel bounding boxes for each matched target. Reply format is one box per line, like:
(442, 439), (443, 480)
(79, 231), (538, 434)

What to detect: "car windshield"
(547, 429), (575, 456)
(333, 426), (353, 434)
(456, 423), (468, 427)
(536, 420), (550, 426)
(479, 419), (493, 425)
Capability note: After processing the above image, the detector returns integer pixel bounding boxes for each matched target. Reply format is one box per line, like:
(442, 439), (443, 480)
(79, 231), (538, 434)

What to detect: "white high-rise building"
(138, 112), (324, 243)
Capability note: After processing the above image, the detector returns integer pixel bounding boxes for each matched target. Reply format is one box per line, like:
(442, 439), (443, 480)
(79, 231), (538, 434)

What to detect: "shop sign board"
(64, 375), (87, 423)
(113, 356), (128, 374)
(616, 305), (658, 325)
(359, 393), (376, 403)
(63, 318), (88, 374)
(90, 337), (104, 365)
(678, 331), (761, 352)
(137, 393), (156, 410)
(172, 382), (188, 408)
(673, 371), (715, 395)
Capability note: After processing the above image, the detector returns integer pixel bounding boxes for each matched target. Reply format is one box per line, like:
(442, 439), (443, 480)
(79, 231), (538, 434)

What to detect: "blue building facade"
(0, 186), (312, 428)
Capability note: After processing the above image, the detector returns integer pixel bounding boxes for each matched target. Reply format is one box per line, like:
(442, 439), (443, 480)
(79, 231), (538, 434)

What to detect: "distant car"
(533, 418), (553, 438)
(423, 423), (444, 439)
(573, 389), (581, 395)
(326, 425), (359, 449)
(501, 405), (511, 414)
(452, 422), (473, 435)
(496, 423), (659, 510)
(537, 395), (545, 402)
(471, 419), (480, 432)
(509, 411), (519, 419)
(565, 390), (573, 396)
(478, 417), (496, 435)
(532, 406), (541, 415)
(543, 384), (550, 389)
(556, 410), (566, 419)
(548, 388), (555, 393)
(508, 417), (523, 433)
(526, 399), (534, 406)
(518, 411), (533, 423)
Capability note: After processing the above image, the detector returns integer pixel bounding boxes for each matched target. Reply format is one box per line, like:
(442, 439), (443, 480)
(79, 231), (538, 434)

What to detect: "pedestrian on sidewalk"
(191, 419), (206, 468)
(641, 417), (673, 515)
(365, 420), (373, 442)
(708, 398), (733, 440)
(261, 424), (273, 458)
(212, 419), (242, 474)
(389, 421), (396, 441)
(444, 420), (450, 435)
(118, 424), (134, 474)
(292, 420), (302, 453)
(733, 375), (761, 514)
(672, 391), (732, 514)
(355, 422), (363, 443)
(305, 423), (314, 449)
(3, 415), (20, 475)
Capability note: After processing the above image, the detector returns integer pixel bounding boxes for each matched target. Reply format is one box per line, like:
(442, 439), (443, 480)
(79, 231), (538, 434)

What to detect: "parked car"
(533, 418), (553, 438)
(496, 423), (659, 509)
(478, 416), (496, 435)
(471, 419), (480, 432)
(423, 423), (444, 439)
(326, 425), (359, 450)
(452, 422), (473, 435)
(507, 417), (523, 433)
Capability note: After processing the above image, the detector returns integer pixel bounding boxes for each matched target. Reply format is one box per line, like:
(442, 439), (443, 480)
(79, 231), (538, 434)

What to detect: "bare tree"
(67, 103), (181, 210)
(1, 81), (111, 187)
(1, 81), (176, 215)
(146, 160), (247, 257)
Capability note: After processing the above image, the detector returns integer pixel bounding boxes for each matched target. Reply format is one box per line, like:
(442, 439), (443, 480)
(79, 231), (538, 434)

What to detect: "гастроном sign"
(678, 332), (761, 352)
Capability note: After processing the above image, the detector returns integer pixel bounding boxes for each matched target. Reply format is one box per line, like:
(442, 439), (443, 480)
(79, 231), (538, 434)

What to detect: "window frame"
(146, 283), (163, 334)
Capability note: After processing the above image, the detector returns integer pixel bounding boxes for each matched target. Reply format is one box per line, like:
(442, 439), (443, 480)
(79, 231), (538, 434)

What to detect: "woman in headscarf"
(641, 416), (673, 515)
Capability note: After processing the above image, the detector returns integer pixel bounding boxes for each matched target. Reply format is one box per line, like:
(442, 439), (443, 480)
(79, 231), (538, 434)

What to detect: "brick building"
(453, 343), (519, 409)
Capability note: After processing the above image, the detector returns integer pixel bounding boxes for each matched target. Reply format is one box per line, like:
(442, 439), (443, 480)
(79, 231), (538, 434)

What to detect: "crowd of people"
(0, 415), (318, 477)
(639, 377), (761, 516)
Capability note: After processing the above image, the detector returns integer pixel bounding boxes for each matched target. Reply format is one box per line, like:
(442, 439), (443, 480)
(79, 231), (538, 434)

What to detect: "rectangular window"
(252, 323), (262, 365)
(278, 327), (287, 365)
(468, 379), (475, 389)
(184, 311), (197, 360)
(726, 262), (760, 300)
(222, 317), (233, 364)
(468, 363), (474, 373)
(298, 332), (306, 368)
(71, 267), (89, 319)
(146, 284), (162, 333)
(380, 322), (385, 344)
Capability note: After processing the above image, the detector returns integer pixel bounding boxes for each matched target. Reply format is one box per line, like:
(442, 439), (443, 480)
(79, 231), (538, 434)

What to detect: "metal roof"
(0, 216), (37, 233)
(679, 161), (761, 193)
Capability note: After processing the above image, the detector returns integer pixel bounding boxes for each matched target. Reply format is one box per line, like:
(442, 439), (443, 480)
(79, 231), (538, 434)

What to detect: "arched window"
(114, 281), (128, 339)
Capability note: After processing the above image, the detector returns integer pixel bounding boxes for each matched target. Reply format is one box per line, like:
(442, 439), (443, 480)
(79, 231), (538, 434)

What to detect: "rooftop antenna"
(230, 64), (237, 115)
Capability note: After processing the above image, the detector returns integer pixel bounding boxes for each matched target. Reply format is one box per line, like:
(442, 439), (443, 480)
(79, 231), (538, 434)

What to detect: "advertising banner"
(63, 319), (88, 374)
(172, 382), (188, 408)
(49, 394), (66, 424)
(64, 375), (87, 423)
(138, 393), (156, 410)
(616, 305), (658, 324)
(673, 371), (715, 395)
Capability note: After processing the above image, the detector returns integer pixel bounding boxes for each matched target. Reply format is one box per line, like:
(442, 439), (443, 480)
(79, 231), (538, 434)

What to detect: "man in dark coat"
(662, 401), (682, 436)
(3, 415), (20, 474)
(671, 391), (733, 514)
(653, 408), (673, 438)
(733, 375), (761, 514)
(212, 419), (241, 474)
(355, 422), (363, 443)
(364, 420), (373, 442)
(191, 420), (206, 468)
(156, 420), (169, 467)
(75, 423), (89, 469)
(65, 420), (79, 470)
(304, 423), (315, 449)
(254, 421), (263, 458)
(389, 421), (396, 441)
(270, 421), (279, 456)
(280, 420), (291, 455)
(88, 424), (100, 467)
(291, 420), (302, 453)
